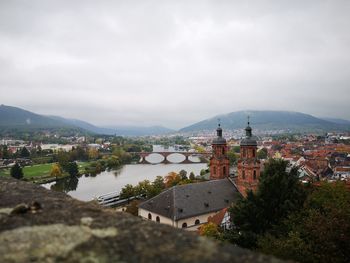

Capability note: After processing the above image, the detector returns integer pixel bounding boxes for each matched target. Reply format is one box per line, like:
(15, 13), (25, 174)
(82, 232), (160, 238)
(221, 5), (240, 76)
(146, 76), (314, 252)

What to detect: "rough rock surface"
(0, 177), (284, 263)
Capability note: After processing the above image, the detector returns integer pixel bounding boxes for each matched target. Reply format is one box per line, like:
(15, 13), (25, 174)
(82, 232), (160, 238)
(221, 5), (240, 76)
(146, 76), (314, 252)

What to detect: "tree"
(57, 151), (70, 171)
(232, 146), (240, 153)
(199, 222), (220, 238)
(125, 200), (139, 216)
(88, 148), (99, 160)
(228, 159), (307, 248)
(120, 184), (135, 199)
(179, 169), (188, 180)
(66, 162), (79, 177)
(227, 150), (237, 165)
(152, 176), (165, 190)
(257, 148), (268, 159)
(20, 147), (30, 158)
(50, 163), (62, 178)
(258, 182), (350, 263)
(134, 180), (153, 198)
(164, 172), (181, 188)
(189, 172), (195, 180)
(10, 163), (23, 179)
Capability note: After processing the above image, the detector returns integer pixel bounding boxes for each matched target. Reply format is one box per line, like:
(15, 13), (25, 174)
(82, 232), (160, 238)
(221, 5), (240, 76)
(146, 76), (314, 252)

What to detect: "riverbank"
(0, 162), (92, 184)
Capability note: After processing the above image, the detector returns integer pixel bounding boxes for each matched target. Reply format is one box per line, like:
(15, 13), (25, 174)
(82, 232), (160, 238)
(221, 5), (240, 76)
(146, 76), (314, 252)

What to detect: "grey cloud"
(0, 0), (349, 129)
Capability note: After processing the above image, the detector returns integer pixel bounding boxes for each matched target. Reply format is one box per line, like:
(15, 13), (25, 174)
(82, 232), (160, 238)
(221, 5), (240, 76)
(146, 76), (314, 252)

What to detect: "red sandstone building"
(236, 122), (261, 196)
(209, 121), (261, 196)
(209, 124), (230, 180)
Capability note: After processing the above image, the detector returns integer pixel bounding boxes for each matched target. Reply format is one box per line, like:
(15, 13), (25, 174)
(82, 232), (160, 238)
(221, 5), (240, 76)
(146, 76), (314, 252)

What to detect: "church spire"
(245, 116), (252, 137)
(216, 119), (222, 138)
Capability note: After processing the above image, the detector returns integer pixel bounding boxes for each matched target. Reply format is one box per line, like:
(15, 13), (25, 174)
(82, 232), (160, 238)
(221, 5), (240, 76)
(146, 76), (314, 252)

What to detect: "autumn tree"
(164, 172), (181, 188)
(88, 148), (99, 160)
(50, 163), (63, 178)
(199, 222), (220, 238)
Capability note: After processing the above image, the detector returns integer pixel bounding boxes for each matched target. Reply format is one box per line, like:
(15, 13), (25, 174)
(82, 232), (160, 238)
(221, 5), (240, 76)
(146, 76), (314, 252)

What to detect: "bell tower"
(209, 123), (230, 180)
(236, 118), (261, 196)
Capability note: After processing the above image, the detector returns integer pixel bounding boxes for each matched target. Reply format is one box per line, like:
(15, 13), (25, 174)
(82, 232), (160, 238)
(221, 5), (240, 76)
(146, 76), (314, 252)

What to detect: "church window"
(242, 170), (245, 179)
(182, 222), (187, 228)
(213, 167), (216, 175)
(223, 166), (226, 175)
(195, 219), (200, 225)
(156, 216), (160, 223)
(243, 149), (246, 157)
(252, 150), (256, 158)
(148, 213), (152, 220)
(222, 147), (225, 155)
(253, 170), (257, 180)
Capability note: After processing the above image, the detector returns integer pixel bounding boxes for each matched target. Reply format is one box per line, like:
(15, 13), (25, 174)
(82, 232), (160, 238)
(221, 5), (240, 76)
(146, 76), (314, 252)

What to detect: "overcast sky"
(0, 0), (349, 129)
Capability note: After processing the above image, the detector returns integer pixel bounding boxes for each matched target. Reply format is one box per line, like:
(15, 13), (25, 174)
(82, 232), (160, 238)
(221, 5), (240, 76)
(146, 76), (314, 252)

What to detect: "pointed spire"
(216, 118), (222, 138)
(245, 115), (252, 137)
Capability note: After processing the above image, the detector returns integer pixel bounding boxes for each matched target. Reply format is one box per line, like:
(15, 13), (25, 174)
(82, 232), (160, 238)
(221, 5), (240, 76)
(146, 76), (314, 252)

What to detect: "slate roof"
(138, 179), (240, 221)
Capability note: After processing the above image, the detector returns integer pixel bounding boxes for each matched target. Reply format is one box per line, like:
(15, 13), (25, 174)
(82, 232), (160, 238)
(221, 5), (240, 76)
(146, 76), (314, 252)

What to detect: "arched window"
(156, 216), (160, 223)
(195, 219), (200, 225)
(223, 166), (226, 176)
(243, 149), (246, 157)
(222, 147), (225, 155)
(252, 149), (256, 158)
(148, 213), (152, 220)
(253, 170), (257, 180)
(213, 166), (216, 175)
(182, 222), (187, 228)
(242, 170), (245, 179)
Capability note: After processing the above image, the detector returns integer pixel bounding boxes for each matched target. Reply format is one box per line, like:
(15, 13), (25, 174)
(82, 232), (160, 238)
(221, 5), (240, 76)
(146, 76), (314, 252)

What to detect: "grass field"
(0, 162), (92, 179)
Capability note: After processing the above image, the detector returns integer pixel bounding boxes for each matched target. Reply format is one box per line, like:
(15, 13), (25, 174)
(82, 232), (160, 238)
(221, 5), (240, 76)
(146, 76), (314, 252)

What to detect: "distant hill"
(0, 105), (174, 136)
(320, 117), (350, 125)
(0, 105), (72, 129)
(180, 110), (350, 133)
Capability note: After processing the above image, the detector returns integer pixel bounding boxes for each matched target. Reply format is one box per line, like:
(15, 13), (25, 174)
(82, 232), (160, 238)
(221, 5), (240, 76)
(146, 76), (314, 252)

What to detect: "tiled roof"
(139, 179), (240, 221)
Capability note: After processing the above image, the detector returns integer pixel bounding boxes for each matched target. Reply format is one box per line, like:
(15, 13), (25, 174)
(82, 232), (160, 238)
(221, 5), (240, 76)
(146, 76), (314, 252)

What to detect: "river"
(42, 145), (207, 201)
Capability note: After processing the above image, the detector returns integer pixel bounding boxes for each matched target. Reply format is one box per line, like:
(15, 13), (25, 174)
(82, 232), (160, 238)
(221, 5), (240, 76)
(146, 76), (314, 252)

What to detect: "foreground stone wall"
(0, 177), (284, 263)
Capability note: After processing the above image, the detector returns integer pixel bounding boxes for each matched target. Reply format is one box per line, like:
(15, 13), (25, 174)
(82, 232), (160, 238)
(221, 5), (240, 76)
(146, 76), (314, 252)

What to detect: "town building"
(209, 123), (230, 180)
(138, 122), (259, 230)
(236, 120), (261, 196)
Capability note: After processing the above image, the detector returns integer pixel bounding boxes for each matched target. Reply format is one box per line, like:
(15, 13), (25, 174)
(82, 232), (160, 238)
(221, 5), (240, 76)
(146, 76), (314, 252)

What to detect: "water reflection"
(51, 176), (79, 193)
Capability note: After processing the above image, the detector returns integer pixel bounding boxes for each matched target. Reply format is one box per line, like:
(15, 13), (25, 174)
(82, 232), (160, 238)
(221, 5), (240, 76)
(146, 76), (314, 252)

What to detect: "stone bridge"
(136, 152), (211, 164)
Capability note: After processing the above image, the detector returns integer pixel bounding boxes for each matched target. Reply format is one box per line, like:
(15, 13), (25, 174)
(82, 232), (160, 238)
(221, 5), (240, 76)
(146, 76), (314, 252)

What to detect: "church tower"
(236, 119), (261, 196)
(210, 123), (230, 180)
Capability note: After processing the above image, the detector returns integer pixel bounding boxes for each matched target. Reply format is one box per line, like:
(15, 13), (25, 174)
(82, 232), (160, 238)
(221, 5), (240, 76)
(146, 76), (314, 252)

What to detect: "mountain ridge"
(180, 110), (350, 133)
(0, 105), (174, 136)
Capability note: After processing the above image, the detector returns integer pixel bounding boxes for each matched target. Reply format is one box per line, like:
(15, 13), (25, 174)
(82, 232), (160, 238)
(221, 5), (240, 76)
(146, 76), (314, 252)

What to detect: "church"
(138, 121), (261, 230)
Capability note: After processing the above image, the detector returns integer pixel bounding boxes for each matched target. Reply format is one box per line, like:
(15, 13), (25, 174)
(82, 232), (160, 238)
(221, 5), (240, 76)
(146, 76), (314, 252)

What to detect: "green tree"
(120, 184), (135, 199)
(66, 162), (79, 177)
(189, 172), (195, 180)
(179, 169), (188, 180)
(258, 182), (350, 263)
(227, 159), (307, 248)
(10, 163), (23, 179)
(257, 148), (268, 159)
(227, 150), (237, 165)
(57, 151), (70, 171)
(20, 147), (30, 158)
